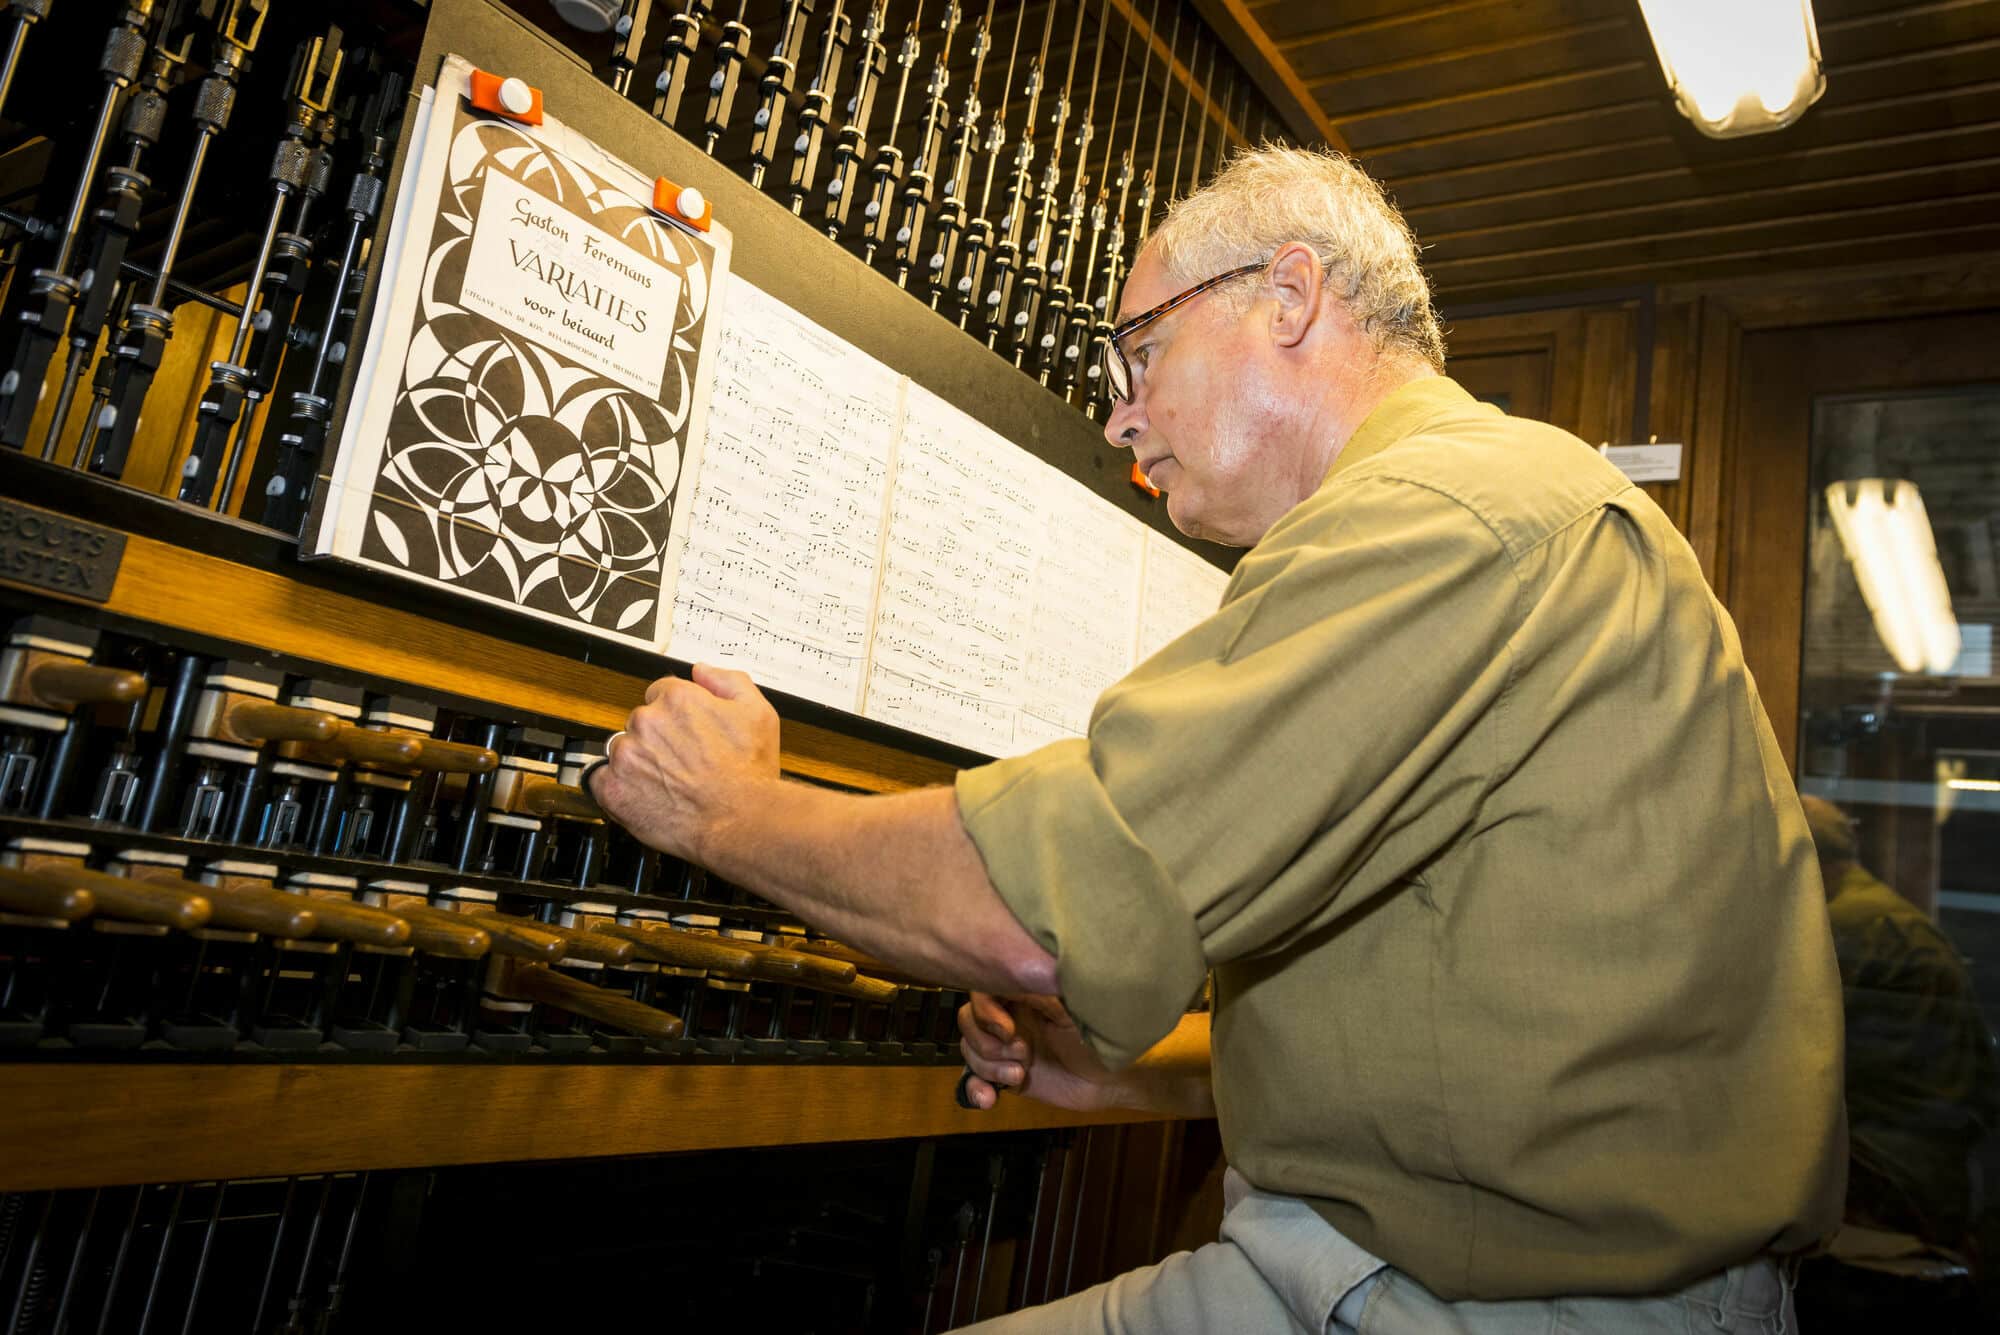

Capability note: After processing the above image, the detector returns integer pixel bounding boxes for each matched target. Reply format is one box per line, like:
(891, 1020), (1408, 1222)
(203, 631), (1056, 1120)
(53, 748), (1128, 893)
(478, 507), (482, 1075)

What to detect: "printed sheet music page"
(666, 275), (903, 711)
(1012, 482), (1147, 752)
(860, 384), (1039, 756)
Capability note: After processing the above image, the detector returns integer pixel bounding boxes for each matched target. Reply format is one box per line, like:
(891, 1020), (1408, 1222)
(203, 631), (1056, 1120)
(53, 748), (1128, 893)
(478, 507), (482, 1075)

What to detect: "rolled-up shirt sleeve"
(956, 475), (1521, 1069)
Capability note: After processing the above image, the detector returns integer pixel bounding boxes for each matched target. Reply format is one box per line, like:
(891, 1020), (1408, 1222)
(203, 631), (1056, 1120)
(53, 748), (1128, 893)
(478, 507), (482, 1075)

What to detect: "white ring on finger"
(605, 730), (627, 761)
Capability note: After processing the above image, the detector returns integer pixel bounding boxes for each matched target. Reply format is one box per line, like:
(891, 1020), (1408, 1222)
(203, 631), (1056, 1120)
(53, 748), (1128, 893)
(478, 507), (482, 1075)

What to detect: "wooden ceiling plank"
(1254, 0), (1625, 46)
(1425, 193), (2000, 282)
(1185, 0), (1347, 149)
(1388, 133), (1679, 205)
(1402, 116), (2000, 232)
(1821, 0), (2000, 59)
(1339, 21), (1997, 156)
(1434, 224), (2000, 304)
(1815, 0), (1981, 21)
(1366, 103), (1666, 181)
(1336, 62), (1653, 151)
(1251, 0), (1491, 44)
(1306, 23), (1642, 116)
(1360, 45), (2000, 183)
(1270, 0), (1622, 71)
(1291, 15), (1630, 87)
(1423, 158), (2000, 260)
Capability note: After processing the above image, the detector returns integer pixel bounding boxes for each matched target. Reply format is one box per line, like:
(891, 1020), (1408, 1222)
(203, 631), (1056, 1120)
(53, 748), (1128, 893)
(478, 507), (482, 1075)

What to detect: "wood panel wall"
(1443, 250), (2000, 768)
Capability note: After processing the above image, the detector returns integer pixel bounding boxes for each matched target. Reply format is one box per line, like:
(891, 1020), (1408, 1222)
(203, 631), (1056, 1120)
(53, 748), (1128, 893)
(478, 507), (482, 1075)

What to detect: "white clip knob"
(498, 77), (534, 116)
(676, 186), (706, 219)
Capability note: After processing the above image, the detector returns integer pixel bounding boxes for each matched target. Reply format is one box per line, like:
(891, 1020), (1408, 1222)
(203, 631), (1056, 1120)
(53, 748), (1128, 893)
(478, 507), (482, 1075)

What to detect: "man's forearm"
(697, 778), (1058, 997)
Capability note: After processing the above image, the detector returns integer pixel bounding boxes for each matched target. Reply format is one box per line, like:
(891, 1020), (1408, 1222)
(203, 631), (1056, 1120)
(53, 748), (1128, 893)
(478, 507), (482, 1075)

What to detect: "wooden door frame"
(1445, 303), (1643, 445)
(1675, 252), (2000, 766)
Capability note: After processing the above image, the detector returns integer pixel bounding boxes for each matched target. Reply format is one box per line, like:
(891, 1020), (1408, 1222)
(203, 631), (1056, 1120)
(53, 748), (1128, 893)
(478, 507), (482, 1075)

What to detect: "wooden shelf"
(0, 1057), (1172, 1192)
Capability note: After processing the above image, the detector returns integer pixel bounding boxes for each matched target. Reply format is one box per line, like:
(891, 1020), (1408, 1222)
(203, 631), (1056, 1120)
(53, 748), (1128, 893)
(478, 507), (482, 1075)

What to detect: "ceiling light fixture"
(1636, 0), (1827, 138)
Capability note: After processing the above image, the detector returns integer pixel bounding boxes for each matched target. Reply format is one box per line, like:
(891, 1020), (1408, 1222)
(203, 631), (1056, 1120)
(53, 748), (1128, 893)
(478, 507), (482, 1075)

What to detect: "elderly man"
(590, 146), (1846, 1333)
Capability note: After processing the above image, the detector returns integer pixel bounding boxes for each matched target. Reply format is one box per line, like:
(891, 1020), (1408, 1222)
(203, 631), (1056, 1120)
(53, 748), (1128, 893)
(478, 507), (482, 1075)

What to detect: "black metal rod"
(1040, 1135), (1073, 1304)
(1061, 1130), (1094, 1297)
(3, 1192), (53, 1335)
(249, 1177), (298, 1335)
(0, 3), (45, 121)
(969, 1152), (1003, 1323)
(316, 1172), (368, 1329)
(1016, 1142), (1051, 1310)
(50, 1186), (101, 1335)
(93, 1187), (145, 1335)
(282, 1176), (334, 1332)
(176, 1183), (224, 1335)
(136, 653), (200, 834)
(134, 1183), (186, 1335)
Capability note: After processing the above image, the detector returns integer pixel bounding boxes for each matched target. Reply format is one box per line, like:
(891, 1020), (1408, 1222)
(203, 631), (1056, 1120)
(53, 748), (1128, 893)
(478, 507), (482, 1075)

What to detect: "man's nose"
(1104, 395), (1143, 451)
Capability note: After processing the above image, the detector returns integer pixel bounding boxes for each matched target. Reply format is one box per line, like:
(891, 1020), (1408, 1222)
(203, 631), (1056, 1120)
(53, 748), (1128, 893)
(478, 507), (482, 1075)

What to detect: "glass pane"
(1796, 386), (2000, 1305)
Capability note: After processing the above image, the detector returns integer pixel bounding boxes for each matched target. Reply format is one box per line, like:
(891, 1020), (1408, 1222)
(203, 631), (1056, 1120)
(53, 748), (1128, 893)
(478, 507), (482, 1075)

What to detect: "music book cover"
(309, 54), (732, 651)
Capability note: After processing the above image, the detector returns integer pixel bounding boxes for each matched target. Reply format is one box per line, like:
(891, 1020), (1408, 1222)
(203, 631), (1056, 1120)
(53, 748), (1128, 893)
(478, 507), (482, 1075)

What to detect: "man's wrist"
(690, 772), (787, 875)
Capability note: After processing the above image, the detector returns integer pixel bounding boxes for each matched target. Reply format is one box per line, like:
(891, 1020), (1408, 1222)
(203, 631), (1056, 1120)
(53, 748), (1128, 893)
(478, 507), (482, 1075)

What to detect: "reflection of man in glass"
(1802, 794), (1999, 1248)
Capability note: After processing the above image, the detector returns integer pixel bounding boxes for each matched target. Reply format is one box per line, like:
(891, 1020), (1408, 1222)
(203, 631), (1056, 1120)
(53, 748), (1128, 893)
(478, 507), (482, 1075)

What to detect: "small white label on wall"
(1601, 442), (1683, 484)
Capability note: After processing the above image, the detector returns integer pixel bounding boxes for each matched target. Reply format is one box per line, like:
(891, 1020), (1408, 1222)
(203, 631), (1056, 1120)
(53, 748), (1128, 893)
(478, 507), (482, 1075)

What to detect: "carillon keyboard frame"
(0, 449), (1182, 1197)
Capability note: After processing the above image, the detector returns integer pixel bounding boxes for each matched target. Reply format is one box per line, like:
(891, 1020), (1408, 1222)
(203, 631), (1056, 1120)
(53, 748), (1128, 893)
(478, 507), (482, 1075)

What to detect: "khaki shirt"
(956, 376), (1846, 1301)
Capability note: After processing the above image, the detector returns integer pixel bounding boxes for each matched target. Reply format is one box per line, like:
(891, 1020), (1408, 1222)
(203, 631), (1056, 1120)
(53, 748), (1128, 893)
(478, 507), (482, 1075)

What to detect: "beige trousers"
(957, 1170), (1794, 1334)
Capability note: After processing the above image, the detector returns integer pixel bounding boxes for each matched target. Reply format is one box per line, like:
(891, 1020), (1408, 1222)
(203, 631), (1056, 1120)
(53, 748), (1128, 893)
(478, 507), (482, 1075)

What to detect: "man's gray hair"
(1145, 144), (1446, 372)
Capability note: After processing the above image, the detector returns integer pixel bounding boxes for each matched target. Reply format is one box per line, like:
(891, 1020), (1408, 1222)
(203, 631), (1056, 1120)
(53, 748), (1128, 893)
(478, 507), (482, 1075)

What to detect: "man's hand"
(589, 663), (781, 864)
(957, 993), (1128, 1113)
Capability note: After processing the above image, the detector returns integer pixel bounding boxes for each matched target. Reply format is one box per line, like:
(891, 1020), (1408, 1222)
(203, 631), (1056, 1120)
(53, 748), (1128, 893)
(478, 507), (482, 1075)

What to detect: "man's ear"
(1267, 242), (1322, 349)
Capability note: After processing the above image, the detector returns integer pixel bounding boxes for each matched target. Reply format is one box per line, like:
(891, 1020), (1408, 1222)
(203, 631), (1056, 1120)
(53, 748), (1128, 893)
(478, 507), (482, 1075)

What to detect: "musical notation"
(860, 385), (1039, 756)
(664, 279), (1229, 758)
(667, 276), (902, 710)
(1014, 484), (1147, 748)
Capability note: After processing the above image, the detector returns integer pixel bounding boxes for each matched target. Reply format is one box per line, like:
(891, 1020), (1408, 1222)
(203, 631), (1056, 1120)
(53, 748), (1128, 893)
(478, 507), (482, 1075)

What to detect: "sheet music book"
(664, 274), (1229, 757)
(312, 49), (1221, 755)
(309, 54), (732, 652)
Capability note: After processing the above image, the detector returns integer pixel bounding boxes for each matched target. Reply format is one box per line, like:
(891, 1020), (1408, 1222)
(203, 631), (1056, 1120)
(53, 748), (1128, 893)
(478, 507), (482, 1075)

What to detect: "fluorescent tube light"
(1637, 0), (1827, 138)
(1826, 478), (1961, 675)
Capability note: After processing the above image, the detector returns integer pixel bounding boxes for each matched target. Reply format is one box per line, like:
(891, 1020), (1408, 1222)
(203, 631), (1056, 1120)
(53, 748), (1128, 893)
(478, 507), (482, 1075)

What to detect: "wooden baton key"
(539, 922), (635, 966)
(27, 865), (210, 931)
(816, 972), (903, 1005)
(739, 938), (858, 987)
(589, 923), (761, 974)
(516, 778), (601, 820)
(788, 939), (930, 986)
(495, 961), (685, 1042)
(300, 724), (424, 768)
(403, 905), (564, 963)
(410, 738), (499, 774)
(369, 902), (492, 959)
(0, 865), (96, 922)
(88, 867), (320, 939)
(222, 700), (340, 745)
(24, 660), (147, 709)
(286, 895), (411, 949)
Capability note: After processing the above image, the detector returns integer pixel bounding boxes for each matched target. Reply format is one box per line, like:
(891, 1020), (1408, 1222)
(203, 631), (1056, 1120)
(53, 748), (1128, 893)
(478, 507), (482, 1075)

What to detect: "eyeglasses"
(1101, 259), (1270, 405)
